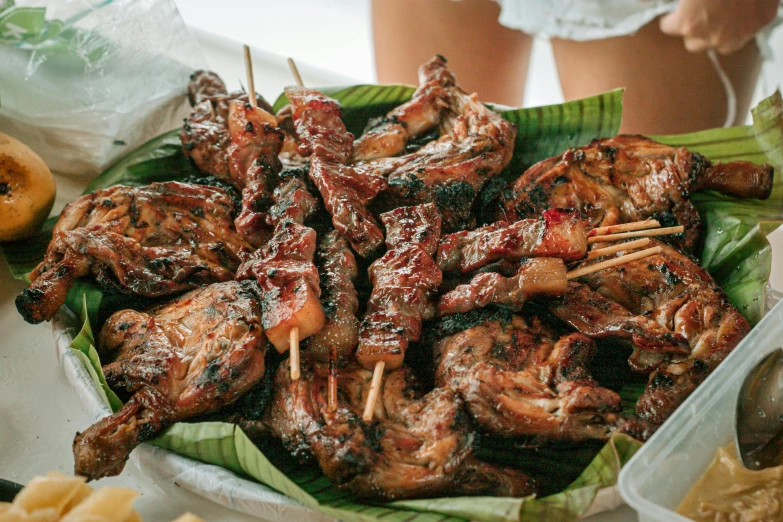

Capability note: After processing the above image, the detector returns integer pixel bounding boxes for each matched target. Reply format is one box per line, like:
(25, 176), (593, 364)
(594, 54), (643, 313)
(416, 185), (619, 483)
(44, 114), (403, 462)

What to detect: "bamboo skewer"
(567, 246), (663, 280)
(586, 237), (651, 259)
(289, 327), (300, 380)
(588, 225), (684, 244)
(589, 219), (660, 237)
(287, 57), (304, 88)
(328, 346), (338, 412)
(243, 45), (257, 108)
(363, 361), (385, 422)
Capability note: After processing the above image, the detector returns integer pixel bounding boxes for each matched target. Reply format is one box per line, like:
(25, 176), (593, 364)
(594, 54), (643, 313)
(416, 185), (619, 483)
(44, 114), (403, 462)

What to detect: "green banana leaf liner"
(3, 86), (782, 522)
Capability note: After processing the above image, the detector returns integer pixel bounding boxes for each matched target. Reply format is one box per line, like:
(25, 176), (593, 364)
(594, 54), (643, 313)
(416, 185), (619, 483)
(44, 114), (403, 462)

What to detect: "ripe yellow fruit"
(0, 133), (56, 242)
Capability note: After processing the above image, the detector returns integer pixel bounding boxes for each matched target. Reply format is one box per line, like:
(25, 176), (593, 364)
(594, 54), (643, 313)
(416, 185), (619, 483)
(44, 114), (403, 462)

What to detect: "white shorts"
(496, 0), (781, 59)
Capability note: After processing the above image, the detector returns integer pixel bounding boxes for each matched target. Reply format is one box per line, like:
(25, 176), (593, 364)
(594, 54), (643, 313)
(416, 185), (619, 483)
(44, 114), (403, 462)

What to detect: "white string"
(707, 48), (737, 128)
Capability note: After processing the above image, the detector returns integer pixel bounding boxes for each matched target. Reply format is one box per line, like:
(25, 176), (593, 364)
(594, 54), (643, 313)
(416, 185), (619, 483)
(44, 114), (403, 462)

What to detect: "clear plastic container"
(619, 299), (783, 522)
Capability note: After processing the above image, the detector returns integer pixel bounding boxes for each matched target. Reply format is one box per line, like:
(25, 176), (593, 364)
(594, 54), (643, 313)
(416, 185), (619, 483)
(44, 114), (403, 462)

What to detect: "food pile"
(14, 56), (775, 502)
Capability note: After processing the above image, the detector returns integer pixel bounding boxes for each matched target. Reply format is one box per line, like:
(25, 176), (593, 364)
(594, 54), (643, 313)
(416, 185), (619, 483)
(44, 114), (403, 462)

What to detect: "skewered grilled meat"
(549, 282), (691, 373)
(182, 70), (274, 179)
(226, 100), (285, 245)
(502, 135), (774, 252)
(357, 56), (517, 231)
(236, 222), (324, 353)
(286, 86), (388, 257)
(73, 280), (267, 480)
(436, 208), (589, 273)
(575, 239), (751, 424)
(303, 231), (360, 365)
(267, 358), (538, 501)
(438, 257), (567, 315)
(433, 310), (622, 441)
(16, 182), (251, 324)
(266, 168), (319, 229)
(357, 204), (442, 371)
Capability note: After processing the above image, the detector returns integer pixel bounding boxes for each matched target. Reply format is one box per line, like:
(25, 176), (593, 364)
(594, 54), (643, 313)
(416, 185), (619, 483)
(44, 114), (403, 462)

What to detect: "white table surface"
(2, 28), (782, 522)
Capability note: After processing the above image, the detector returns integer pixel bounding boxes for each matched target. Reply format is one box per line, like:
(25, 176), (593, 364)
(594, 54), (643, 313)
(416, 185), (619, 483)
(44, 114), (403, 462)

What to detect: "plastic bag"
(0, 0), (205, 176)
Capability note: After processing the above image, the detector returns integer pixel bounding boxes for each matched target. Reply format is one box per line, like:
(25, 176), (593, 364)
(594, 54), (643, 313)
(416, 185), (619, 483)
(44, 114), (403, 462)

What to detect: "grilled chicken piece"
(352, 56), (452, 161)
(357, 56), (517, 231)
(503, 135), (774, 252)
(577, 239), (751, 424)
(304, 231), (360, 365)
(549, 282), (691, 373)
(236, 222), (325, 352)
(286, 86), (388, 257)
(73, 281), (267, 480)
(436, 208), (589, 273)
(438, 258), (567, 315)
(181, 70), (274, 179)
(358, 204), (442, 371)
(268, 358), (538, 501)
(16, 182), (251, 324)
(433, 310), (622, 441)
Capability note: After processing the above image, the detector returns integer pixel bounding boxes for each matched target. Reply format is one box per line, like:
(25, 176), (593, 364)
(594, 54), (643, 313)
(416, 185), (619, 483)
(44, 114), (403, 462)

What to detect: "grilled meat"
(549, 282), (691, 373)
(304, 231), (360, 365)
(266, 168), (320, 229)
(16, 182), (251, 324)
(357, 56), (517, 231)
(73, 280), (267, 480)
(436, 208), (589, 273)
(503, 135), (774, 252)
(286, 86), (388, 257)
(576, 239), (751, 424)
(267, 358), (538, 501)
(226, 100), (285, 245)
(236, 222), (325, 353)
(352, 56), (452, 162)
(357, 204), (442, 371)
(438, 258), (567, 315)
(181, 70), (274, 179)
(433, 310), (622, 441)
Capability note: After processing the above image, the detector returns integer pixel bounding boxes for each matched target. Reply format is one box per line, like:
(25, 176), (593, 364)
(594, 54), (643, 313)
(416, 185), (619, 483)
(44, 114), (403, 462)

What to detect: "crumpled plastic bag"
(0, 0), (205, 176)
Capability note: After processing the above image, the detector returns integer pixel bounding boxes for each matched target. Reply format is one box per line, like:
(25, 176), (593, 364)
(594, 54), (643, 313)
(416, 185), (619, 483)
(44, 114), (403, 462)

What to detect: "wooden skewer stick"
(289, 327), (300, 381)
(327, 346), (338, 412)
(586, 238), (651, 260)
(243, 45), (257, 108)
(287, 57), (305, 88)
(590, 219), (660, 237)
(587, 225), (685, 244)
(567, 246), (662, 280)
(363, 361), (386, 422)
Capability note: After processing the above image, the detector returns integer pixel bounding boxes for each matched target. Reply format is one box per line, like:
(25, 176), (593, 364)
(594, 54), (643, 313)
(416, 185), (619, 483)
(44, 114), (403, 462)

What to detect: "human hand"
(660, 0), (779, 54)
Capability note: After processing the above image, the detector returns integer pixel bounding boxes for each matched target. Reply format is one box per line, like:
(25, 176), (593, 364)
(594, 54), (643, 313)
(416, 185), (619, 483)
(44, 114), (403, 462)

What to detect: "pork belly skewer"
(358, 203), (443, 421)
(436, 208), (681, 274)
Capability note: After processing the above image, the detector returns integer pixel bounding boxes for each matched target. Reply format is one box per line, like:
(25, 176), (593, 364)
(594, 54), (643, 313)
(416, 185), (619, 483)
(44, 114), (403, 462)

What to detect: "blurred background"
(174, 0), (783, 116)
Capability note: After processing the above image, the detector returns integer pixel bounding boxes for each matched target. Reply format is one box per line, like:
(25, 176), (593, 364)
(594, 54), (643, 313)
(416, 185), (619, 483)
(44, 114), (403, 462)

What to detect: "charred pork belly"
(438, 257), (568, 315)
(357, 204), (442, 371)
(267, 358), (538, 501)
(16, 182), (251, 324)
(575, 239), (751, 424)
(503, 135), (774, 252)
(286, 86), (388, 257)
(236, 222), (325, 353)
(436, 208), (589, 273)
(303, 231), (360, 366)
(265, 168), (319, 229)
(181, 70), (274, 179)
(73, 280), (267, 480)
(356, 55), (517, 231)
(433, 310), (622, 441)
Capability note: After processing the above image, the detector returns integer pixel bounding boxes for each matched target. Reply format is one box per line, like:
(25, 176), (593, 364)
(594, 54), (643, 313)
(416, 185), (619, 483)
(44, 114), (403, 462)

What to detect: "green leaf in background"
(654, 91), (783, 324)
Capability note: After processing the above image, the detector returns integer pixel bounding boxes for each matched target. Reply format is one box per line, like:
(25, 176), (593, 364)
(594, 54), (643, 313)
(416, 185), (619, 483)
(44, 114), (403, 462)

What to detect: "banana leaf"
(6, 86), (783, 522)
